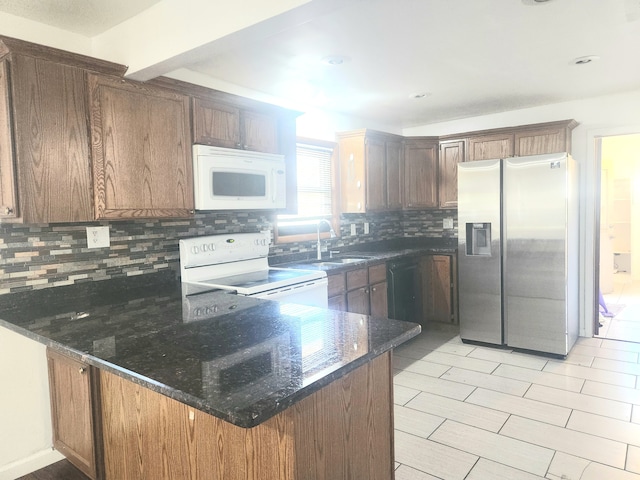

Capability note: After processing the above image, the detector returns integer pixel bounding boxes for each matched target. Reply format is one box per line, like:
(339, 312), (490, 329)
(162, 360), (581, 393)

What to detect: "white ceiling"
(1, 0), (640, 129)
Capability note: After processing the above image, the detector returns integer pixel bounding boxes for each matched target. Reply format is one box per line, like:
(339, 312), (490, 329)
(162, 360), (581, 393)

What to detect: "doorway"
(596, 133), (640, 342)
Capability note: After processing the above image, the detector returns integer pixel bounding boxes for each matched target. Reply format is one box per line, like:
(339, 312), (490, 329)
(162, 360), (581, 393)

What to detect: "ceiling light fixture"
(521, 0), (553, 5)
(321, 55), (350, 66)
(571, 55), (600, 65)
(410, 92), (431, 99)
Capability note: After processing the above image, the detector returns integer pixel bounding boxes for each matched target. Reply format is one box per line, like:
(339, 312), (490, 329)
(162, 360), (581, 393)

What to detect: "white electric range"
(179, 231), (328, 308)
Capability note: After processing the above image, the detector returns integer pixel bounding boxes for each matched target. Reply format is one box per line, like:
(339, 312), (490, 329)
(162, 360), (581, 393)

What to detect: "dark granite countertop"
(273, 237), (457, 272)
(0, 271), (420, 428)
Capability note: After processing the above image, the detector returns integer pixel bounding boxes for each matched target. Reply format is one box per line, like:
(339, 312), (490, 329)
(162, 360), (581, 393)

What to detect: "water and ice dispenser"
(465, 223), (491, 256)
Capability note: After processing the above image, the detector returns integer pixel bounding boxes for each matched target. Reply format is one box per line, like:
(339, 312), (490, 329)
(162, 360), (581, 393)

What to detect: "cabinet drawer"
(327, 273), (346, 297)
(368, 263), (387, 284)
(346, 267), (368, 290)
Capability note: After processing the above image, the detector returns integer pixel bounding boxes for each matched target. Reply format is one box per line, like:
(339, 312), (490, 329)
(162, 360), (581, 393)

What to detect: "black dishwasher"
(387, 258), (419, 323)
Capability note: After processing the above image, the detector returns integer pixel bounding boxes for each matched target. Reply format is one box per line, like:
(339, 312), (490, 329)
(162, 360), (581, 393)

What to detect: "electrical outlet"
(443, 217), (454, 229)
(364, 222), (370, 234)
(350, 224), (357, 236)
(86, 226), (110, 249)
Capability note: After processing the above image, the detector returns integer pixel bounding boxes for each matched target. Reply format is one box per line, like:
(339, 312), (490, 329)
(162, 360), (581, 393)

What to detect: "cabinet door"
(192, 98), (240, 149)
(47, 349), (102, 480)
(89, 74), (194, 219)
(514, 126), (569, 156)
(0, 59), (17, 219)
(385, 140), (403, 210)
(369, 281), (388, 318)
(347, 287), (370, 315)
(328, 294), (347, 311)
(12, 56), (93, 223)
(468, 133), (514, 161)
(241, 110), (279, 153)
(438, 140), (464, 209)
(404, 140), (438, 209)
(365, 137), (387, 211)
(423, 255), (454, 323)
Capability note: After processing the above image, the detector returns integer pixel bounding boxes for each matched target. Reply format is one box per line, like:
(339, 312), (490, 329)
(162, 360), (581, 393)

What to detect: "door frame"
(585, 125), (640, 338)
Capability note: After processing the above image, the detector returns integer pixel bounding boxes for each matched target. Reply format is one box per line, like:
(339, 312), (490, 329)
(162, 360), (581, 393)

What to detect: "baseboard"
(0, 449), (64, 480)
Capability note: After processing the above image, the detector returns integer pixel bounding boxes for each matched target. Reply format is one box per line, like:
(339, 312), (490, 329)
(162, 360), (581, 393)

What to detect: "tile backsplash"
(0, 209), (457, 294)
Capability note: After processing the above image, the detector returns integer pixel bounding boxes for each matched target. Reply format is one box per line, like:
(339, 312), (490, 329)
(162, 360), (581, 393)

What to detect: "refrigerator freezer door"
(458, 159), (502, 345)
(504, 154), (573, 355)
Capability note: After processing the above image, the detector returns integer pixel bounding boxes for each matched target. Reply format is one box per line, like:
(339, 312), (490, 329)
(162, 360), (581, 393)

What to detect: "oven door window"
(212, 171), (266, 197)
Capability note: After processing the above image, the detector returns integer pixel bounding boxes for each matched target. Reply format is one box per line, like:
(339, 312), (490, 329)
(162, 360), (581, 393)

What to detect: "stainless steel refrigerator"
(457, 153), (579, 356)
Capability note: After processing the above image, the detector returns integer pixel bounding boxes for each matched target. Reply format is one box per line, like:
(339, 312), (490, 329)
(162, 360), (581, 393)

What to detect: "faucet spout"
(316, 219), (337, 260)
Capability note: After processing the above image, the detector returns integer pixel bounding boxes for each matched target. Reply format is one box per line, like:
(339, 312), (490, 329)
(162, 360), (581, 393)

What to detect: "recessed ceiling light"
(570, 55), (600, 65)
(521, 0), (553, 4)
(321, 55), (350, 66)
(410, 92), (431, 99)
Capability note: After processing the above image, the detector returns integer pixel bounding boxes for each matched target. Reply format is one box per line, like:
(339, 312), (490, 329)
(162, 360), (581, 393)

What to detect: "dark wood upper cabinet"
(193, 97), (279, 154)
(337, 129), (404, 213)
(467, 133), (514, 162)
(88, 74), (194, 219)
(514, 120), (577, 156)
(438, 139), (465, 209)
(3, 55), (93, 223)
(403, 138), (438, 209)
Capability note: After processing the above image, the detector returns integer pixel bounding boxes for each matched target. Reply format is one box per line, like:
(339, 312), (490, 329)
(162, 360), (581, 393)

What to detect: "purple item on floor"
(599, 289), (615, 318)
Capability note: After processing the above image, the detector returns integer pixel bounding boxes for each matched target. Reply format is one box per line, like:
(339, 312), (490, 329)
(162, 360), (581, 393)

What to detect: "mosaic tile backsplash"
(0, 209), (457, 294)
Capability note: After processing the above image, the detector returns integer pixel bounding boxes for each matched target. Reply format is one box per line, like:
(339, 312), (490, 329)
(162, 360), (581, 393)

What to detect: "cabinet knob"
(372, 287), (376, 292)
(79, 367), (86, 374)
(243, 144), (249, 150)
(235, 143), (242, 148)
(3, 206), (13, 215)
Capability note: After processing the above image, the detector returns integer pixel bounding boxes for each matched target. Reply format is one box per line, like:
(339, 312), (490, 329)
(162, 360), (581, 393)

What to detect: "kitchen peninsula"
(0, 272), (419, 480)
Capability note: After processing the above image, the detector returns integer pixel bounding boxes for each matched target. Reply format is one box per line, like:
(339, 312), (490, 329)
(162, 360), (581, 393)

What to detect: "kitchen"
(1, 0), (640, 479)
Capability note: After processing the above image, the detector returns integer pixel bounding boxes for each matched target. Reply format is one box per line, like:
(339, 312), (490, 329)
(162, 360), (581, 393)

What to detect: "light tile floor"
(600, 273), (640, 343)
(393, 325), (640, 480)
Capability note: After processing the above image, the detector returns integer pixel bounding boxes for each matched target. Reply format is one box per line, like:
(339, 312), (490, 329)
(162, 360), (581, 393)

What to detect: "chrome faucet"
(316, 219), (337, 259)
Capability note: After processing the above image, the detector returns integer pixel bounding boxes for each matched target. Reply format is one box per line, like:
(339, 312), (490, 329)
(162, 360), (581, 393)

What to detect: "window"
(276, 138), (338, 242)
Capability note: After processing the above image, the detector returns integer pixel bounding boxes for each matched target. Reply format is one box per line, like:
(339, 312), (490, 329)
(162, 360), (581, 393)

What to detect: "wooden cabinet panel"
(89, 74), (193, 219)
(404, 139), (438, 209)
(468, 133), (514, 161)
(347, 287), (370, 315)
(439, 140), (464, 209)
(385, 140), (403, 210)
(10, 55), (93, 223)
(421, 255), (457, 324)
(368, 263), (387, 284)
(0, 59), (17, 219)
(514, 125), (569, 156)
(369, 281), (388, 318)
(192, 98), (240, 149)
(100, 353), (393, 480)
(47, 349), (102, 480)
(365, 137), (386, 211)
(327, 273), (346, 298)
(328, 294), (347, 311)
(241, 110), (279, 153)
(337, 130), (403, 213)
(193, 98), (279, 154)
(346, 267), (368, 290)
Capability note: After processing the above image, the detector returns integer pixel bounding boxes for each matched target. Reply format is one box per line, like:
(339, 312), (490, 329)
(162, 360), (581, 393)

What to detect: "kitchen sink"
(305, 256), (371, 266)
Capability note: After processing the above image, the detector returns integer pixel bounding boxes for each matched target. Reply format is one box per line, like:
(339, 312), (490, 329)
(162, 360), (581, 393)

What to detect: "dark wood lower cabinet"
(99, 353), (393, 480)
(46, 349), (102, 480)
(46, 348), (394, 480)
(421, 254), (458, 324)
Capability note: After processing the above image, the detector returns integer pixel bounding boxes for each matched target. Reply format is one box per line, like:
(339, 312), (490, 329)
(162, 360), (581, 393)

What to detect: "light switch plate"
(350, 224), (357, 236)
(364, 222), (370, 234)
(443, 218), (454, 229)
(86, 226), (110, 249)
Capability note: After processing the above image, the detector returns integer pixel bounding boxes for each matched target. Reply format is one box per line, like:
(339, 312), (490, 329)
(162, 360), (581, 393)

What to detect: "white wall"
(404, 89), (640, 337)
(0, 330), (62, 480)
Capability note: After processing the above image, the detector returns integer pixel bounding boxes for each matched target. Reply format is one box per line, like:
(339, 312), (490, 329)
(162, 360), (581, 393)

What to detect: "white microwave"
(193, 145), (286, 210)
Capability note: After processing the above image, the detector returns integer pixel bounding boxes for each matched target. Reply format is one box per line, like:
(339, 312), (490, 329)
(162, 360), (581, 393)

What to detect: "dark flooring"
(16, 460), (89, 480)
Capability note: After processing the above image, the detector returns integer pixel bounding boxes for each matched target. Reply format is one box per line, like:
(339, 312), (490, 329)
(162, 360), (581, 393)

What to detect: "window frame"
(275, 137), (341, 244)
